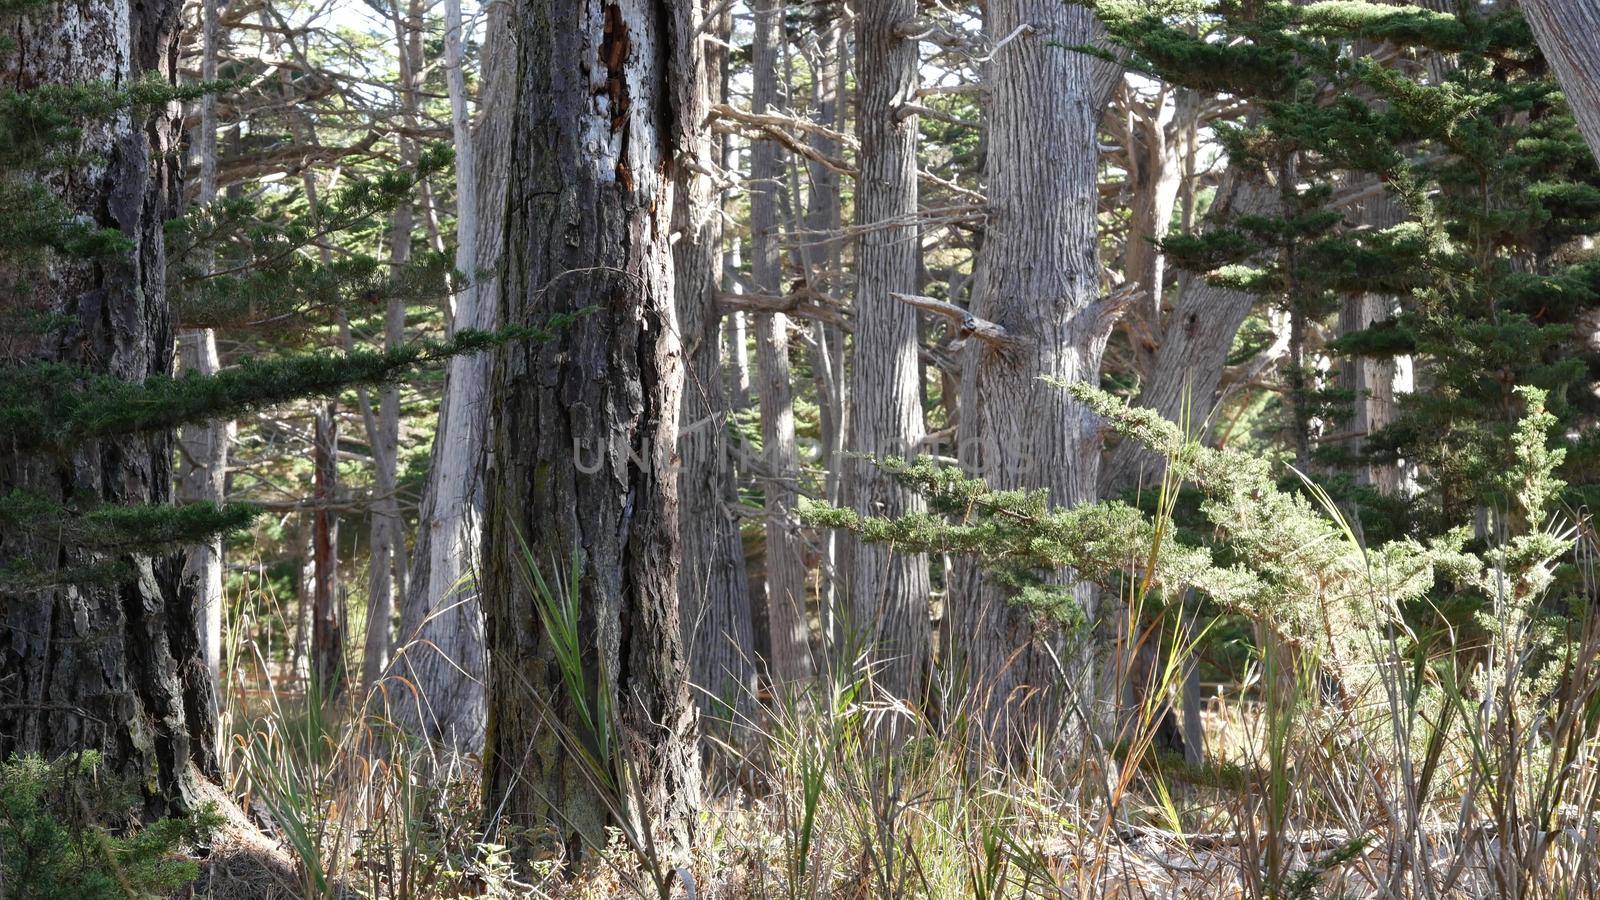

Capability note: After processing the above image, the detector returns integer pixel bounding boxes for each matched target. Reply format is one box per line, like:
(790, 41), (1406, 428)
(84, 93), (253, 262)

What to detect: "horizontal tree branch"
(889, 292), (1015, 348)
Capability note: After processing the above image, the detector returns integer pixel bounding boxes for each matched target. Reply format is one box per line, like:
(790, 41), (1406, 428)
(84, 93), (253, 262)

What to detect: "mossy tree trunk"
(0, 0), (216, 818)
(480, 0), (701, 864)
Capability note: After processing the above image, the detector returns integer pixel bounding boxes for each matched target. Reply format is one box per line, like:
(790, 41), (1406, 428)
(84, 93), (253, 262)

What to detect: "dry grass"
(202, 488), (1600, 897)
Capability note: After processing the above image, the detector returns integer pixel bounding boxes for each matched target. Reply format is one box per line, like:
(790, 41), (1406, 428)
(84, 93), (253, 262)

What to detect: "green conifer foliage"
(806, 382), (1570, 733)
(1095, 0), (1600, 549)
(0, 73), (565, 587)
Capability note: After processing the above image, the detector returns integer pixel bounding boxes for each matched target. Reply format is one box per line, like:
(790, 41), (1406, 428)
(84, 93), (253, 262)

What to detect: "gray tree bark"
(1121, 88), (1198, 377)
(312, 402), (345, 699)
(846, 0), (932, 713)
(480, 0), (701, 863)
(751, 0), (813, 686)
(1336, 185), (1405, 495)
(177, 0), (231, 693)
(675, 0), (757, 726)
(392, 0), (511, 750)
(0, 0), (216, 816)
(361, 0), (424, 697)
(1522, 0), (1600, 162)
(952, 0), (1123, 754)
(803, 4), (848, 655)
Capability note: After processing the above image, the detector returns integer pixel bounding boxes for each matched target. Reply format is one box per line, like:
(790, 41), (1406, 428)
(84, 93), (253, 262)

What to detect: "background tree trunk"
(676, 0), (758, 727)
(1336, 185), (1405, 495)
(1120, 88), (1197, 378)
(177, 0), (231, 694)
(953, 0), (1122, 755)
(803, 4), (848, 654)
(0, 0), (215, 816)
(392, 0), (510, 750)
(751, 0), (813, 686)
(312, 401), (345, 699)
(361, 0), (424, 697)
(480, 0), (701, 863)
(847, 0), (932, 715)
(1099, 169), (1282, 498)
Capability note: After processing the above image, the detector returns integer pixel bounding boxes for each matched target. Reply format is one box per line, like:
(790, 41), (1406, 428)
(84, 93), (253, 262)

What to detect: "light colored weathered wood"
(890, 292), (1015, 348)
(391, 0), (509, 750)
(177, 0), (232, 695)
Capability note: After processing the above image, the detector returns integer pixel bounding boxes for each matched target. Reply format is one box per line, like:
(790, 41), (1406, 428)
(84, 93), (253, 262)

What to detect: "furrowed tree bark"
(1522, 0), (1600, 162)
(0, 0), (215, 816)
(675, 0), (757, 727)
(178, 0), (231, 693)
(393, 0), (510, 750)
(846, 0), (932, 717)
(481, 0), (700, 864)
(751, 0), (813, 686)
(953, 1), (1122, 755)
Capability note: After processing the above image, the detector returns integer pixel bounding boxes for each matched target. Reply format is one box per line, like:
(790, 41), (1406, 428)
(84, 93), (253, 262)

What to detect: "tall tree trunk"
(804, 5), (848, 654)
(676, 0), (758, 725)
(362, 0), (423, 696)
(0, 0), (213, 818)
(751, 0), (813, 686)
(481, 0), (701, 863)
(393, 0), (506, 750)
(178, 0), (231, 693)
(953, 1), (1122, 755)
(846, 0), (932, 715)
(312, 402), (345, 699)
(1522, 0), (1600, 162)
